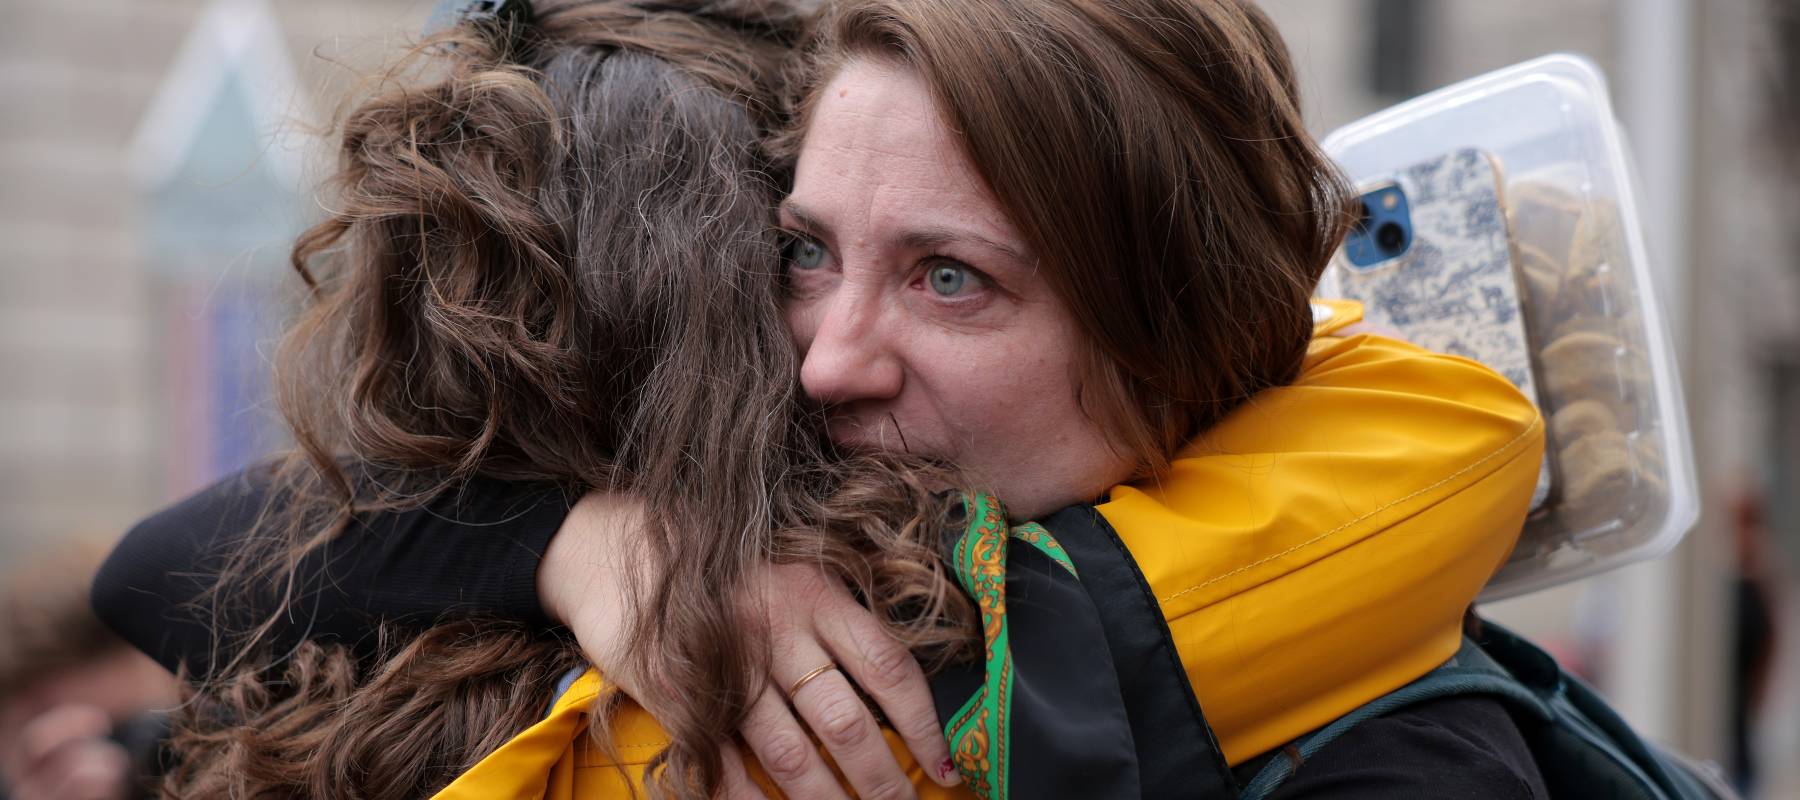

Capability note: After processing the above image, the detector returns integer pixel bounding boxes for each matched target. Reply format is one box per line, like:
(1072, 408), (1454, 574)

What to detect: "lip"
(824, 417), (900, 451)
(823, 413), (939, 457)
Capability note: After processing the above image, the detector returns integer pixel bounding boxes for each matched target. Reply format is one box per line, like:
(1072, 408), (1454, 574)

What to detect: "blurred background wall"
(2, 0), (1796, 796)
(0, 0), (414, 551)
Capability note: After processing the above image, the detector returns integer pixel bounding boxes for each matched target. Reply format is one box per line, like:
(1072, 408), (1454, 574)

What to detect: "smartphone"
(1318, 147), (1554, 510)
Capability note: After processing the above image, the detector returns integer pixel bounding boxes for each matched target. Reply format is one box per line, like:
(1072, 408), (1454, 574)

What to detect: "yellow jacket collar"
(1098, 323), (1544, 764)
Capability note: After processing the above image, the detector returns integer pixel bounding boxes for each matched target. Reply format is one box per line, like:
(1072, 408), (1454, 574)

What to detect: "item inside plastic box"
(1320, 54), (1699, 600)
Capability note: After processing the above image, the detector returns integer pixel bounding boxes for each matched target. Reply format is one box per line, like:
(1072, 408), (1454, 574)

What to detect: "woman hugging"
(93, 0), (1547, 798)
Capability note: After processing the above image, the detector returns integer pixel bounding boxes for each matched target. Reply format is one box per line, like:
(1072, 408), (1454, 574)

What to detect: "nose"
(794, 288), (904, 406)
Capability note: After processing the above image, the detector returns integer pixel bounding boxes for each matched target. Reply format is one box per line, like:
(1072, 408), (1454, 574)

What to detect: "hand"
(8, 704), (132, 800)
(536, 493), (959, 799)
(720, 563), (958, 799)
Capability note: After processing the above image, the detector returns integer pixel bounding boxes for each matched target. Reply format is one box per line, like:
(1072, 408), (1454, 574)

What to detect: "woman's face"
(781, 60), (1135, 519)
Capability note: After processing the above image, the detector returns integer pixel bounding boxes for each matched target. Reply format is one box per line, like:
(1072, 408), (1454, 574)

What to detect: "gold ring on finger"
(786, 662), (839, 698)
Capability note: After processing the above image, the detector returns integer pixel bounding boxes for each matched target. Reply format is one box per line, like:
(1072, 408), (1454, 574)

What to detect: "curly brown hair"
(168, 2), (975, 797)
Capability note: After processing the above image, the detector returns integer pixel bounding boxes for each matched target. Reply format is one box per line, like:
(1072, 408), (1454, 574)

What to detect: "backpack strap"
(1238, 639), (1545, 800)
(1242, 623), (1734, 800)
(1479, 622), (1736, 800)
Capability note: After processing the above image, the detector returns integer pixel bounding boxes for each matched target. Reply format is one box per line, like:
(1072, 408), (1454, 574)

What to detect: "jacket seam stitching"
(1158, 416), (1542, 605)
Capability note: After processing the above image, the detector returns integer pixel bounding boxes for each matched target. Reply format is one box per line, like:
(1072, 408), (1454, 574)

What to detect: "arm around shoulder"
(91, 465), (577, 678)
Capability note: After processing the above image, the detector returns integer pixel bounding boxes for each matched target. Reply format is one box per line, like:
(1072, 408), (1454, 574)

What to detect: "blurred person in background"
(0, 540), (175, 800)
(1728, 490), (1783, 796)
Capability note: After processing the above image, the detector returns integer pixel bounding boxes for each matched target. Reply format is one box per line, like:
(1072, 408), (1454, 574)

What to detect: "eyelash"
(916, 259), (987, 295)
(780, 231), (831, 271)
(776, 227), (1000, 305)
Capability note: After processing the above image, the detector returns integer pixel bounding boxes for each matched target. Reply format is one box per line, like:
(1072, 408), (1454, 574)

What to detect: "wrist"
(536, 491), (648, 629)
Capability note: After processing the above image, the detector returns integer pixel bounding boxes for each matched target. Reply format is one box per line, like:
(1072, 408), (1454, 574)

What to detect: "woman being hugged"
(145, 2), (972, 796)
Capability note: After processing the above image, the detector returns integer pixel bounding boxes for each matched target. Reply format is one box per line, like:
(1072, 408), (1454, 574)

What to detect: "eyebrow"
(779, 199), (1032, 264)
(778, 200), (831, 238)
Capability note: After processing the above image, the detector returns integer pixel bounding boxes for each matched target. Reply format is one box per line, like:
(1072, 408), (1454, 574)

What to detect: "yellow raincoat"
(435, 300), (1546, 798)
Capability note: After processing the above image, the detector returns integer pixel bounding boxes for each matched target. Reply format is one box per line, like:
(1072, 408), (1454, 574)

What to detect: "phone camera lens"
(1375, 221), (1406, 254)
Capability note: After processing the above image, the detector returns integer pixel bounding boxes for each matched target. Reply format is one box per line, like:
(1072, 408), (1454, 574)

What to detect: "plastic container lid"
(1321, 54), (1699, 600)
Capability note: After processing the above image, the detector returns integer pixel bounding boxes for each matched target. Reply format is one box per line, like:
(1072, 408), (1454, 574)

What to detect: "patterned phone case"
(1321, 147), (1553, 508)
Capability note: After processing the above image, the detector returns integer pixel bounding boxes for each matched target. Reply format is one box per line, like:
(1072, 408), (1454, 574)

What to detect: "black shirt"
(91, 467), (1546, 798)
(90, 465), (572, 678)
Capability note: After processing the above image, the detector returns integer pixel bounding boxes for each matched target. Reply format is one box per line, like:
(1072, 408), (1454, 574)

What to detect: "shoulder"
(1267, 694), (1548, 800)
(1293, 331), (1541, 441)
(131, 464), (281, 538)
(96, 463), (283, 595)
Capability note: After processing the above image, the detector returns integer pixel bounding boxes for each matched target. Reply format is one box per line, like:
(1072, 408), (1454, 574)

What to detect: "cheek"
(926, 330), (1075, 440)
(996, 312), (1086, 411)
(783, 296), (819, 354)
(969, 320), (1128, 503)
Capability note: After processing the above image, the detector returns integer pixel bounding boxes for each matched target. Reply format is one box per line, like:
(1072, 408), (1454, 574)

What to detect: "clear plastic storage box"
(1320, 54), (1699, 599)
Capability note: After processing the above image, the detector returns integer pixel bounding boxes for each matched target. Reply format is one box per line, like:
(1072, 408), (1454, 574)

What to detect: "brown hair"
(790, 0), (1357, 472)
(170, 1), (972, 797)
(168, 623), (582, 798)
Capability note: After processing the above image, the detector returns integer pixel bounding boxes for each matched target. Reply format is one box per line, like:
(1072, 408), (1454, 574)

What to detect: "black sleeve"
(90, 464), (575, 679)
(1265, 695), (1548, 799)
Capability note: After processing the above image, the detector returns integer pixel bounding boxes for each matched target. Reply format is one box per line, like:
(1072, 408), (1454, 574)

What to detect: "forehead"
(790, 60), (1018, 243)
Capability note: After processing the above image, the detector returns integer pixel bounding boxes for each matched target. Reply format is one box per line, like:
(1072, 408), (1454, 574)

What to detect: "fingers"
(18, 704), (112, 768)
(716, 741), (769, 800)
(28, 741), (130, 800)
(817, 594), (958, 788)
(14, 706), (131, 800)
(778, 641), (918, 800)
(739, 686), (850, 800)
(734, 563), (949, 797)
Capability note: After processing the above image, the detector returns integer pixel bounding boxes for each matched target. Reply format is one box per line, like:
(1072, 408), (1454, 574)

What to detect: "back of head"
(183, 3), (968, 797)
(794, 0), (1355, 471)
(281, 0), (806, 491)
(203, 1), (802, 795)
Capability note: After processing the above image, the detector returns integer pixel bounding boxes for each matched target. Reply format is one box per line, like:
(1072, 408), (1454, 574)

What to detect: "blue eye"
(927, 264), (970, 296)
(784, 234), (828, 270)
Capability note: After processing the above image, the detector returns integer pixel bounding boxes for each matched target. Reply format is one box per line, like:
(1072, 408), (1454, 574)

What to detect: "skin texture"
(782, 60), (1136, 521)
